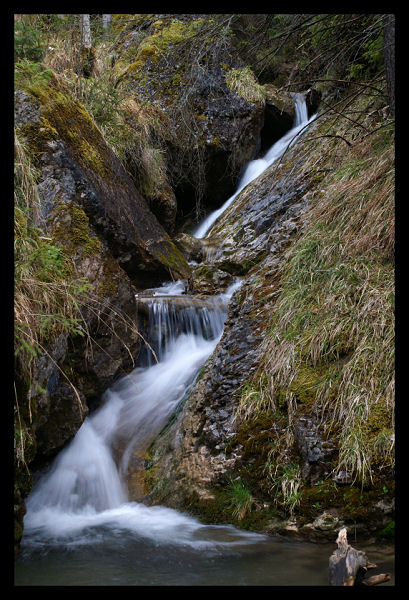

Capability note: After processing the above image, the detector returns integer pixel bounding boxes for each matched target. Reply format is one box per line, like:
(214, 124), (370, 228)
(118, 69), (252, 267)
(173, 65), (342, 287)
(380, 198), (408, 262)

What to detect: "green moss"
(226, 410), (284, 499)
(194, 264), (214, 281)
(155, 243), (190, 278)
(297, 477), (395, 527)
(285, 362), (340, 411)
(21, 73), (115, 183)
(18, 116), (59, 161)
(50, 201), (101, 259)
(179, 484), (277, 531)
(97, 254), (122, 298)
(111, 14), (144, 34)
(121, 18), (204, 78)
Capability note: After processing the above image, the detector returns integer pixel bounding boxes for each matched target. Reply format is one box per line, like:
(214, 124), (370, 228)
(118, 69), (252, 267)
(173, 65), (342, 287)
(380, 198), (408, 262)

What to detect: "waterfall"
(292, 91), (309, 126)
(20, 94), (315, 556)
(21, 280), (257, 549)
(193, 93), (315, 240)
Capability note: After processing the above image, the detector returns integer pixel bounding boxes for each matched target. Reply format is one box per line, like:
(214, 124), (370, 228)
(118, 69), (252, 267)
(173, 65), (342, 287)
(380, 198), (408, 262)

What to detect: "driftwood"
(329, 528), (391, 586)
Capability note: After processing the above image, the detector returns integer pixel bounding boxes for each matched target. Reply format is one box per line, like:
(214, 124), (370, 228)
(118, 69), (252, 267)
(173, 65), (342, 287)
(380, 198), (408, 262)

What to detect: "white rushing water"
(193, 93), (316, 239)
(22, 279), (264, 550)
(21, 94), (315, 556)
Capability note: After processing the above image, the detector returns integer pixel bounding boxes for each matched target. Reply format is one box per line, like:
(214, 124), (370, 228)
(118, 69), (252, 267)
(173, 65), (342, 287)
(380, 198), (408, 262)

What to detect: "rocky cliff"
(14, 69), (192, 550)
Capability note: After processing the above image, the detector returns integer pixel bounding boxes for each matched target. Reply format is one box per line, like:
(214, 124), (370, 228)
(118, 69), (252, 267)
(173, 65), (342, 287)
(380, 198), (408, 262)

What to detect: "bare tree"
(80, 14), (92, 48)
(102, 14), (111, 31)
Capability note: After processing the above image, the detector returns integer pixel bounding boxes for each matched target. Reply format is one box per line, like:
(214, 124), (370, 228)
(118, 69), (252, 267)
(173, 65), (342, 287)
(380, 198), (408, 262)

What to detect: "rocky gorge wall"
(14, 50), (293, 550)
(14, 15), (394, 552)
(14, 71), (193, 550)
(142, 103), (395, 542)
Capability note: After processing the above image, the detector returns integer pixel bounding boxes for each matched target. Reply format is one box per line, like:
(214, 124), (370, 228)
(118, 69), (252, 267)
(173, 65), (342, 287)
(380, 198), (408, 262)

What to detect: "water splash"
(22, 280), (250, 550)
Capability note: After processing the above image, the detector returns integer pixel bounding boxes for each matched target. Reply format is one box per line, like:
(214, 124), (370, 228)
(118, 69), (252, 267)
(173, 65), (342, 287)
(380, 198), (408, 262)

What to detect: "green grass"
(225, 477), (254, 521)
(236, 112), (394, 488)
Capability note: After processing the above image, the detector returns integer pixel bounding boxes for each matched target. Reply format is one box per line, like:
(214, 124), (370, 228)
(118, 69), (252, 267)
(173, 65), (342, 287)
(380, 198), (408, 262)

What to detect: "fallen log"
(329, 528), (390, 586)
(361, 573), (391, 586)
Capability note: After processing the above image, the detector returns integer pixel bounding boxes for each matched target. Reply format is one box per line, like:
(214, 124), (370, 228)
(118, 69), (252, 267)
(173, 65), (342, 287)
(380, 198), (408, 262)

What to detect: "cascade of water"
(142, 297), (227, 364)
(22, 280), (244, 547)
(193, 93), (315, 240)
(292, 92), (309, 127)
(21, 96), (315, 553)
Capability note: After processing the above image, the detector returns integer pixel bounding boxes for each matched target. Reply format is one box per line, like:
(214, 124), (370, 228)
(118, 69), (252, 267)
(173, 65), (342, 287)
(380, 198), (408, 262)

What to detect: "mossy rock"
(15, 72), (190, 283)
(113, 16), (266, 218)
(50, 200), (101, 259)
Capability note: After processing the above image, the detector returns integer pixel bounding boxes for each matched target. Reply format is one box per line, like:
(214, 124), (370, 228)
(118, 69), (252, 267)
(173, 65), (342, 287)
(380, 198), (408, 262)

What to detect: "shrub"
(14, 15), (45, 62)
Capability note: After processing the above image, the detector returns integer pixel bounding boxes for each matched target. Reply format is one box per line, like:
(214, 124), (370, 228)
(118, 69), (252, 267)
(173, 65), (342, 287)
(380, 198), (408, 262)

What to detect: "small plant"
(378, 520), (394, 540)
(225, 477), (254, 520)
(79, 76), (122, 129)
(265, 462), (302, 516)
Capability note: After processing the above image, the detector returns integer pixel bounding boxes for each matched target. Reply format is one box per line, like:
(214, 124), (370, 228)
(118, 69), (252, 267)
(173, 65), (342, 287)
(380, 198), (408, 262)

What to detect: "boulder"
(113, 17), (266, 222)
(14, 77), (190, 287)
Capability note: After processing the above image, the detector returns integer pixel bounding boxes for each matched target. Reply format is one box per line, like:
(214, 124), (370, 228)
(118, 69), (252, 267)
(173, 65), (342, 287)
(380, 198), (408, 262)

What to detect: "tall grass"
(237, 108), (394, 487)
(14, 132), (91, 397)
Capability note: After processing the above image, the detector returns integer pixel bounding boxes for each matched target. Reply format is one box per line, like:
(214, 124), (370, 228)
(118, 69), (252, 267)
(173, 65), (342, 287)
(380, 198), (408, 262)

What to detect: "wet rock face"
(14, 85), (154, 464)
(260, 84), (294, 152)
(306, 88), (322, 116)
(196, 291), (265, 453)
(160, 81), (266, 221)
(116, 23), (266, 222)
(14, 85), (190, 286)
(203, 155), (314, 275)
(144, 114), (344, 530)
(24, 333), (88, 462)
(143, 285), (267, 506)
(295, 417), (336, 485)
(144, 135), (320, 506)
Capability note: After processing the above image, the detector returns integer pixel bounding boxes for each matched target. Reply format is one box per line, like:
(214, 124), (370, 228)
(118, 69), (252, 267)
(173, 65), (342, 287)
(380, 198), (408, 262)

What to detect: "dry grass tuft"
(225, 66), (266, 105)
(14, 130), (145, 421)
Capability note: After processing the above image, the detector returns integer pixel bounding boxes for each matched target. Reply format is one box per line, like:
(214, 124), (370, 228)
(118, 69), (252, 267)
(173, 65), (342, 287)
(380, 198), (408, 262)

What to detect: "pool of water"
(15, 524), (395, 586)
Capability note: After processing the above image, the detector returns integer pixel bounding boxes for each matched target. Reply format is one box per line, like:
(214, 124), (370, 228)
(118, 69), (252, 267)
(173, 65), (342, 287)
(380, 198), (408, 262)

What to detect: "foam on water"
(23, 500), (264, 550)
(22, 280), (254, 551)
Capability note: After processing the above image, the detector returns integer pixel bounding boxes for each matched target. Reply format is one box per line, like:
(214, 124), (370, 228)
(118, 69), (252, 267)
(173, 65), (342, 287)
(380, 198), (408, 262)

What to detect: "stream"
(15, 94), (395, 586)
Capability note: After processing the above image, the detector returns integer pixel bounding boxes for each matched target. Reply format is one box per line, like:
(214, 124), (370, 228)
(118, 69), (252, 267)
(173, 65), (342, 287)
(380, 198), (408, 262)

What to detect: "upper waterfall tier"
(193, 93), (315, 240)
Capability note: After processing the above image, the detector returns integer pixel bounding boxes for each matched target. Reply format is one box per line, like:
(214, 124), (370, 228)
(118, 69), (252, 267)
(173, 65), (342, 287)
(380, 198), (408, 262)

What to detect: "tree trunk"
(79, 14), (95, 78)
(80, 14), (92, 48)
(329, 528), (391, 586)
(102, 14), (111, 31)
(383, 14), (395, 117)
